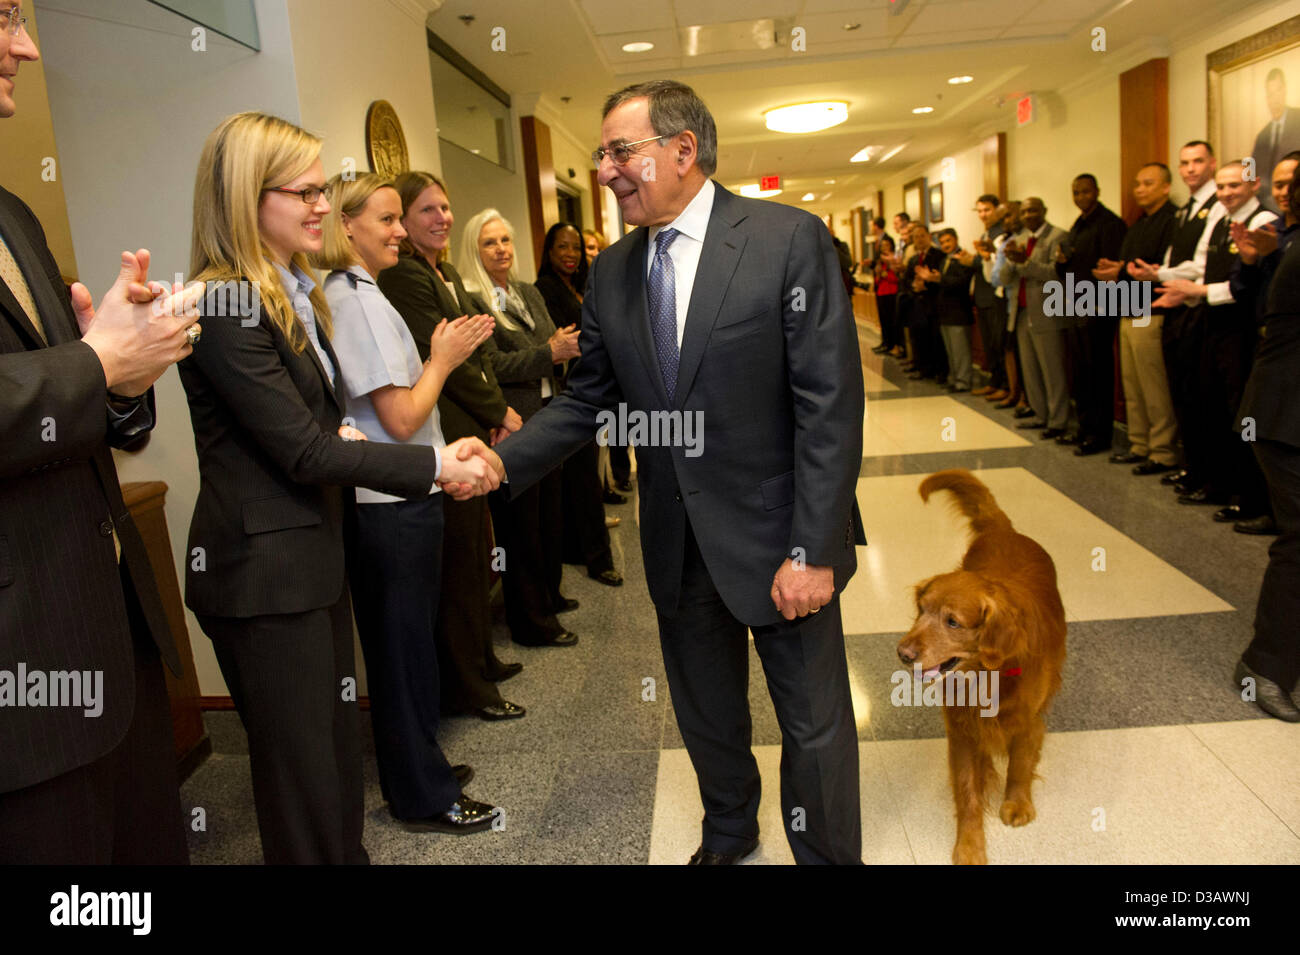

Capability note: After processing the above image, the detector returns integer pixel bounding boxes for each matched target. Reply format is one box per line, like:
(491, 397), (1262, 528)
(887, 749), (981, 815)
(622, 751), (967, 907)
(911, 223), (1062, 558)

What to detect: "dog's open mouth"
(921, 657), (962, 680)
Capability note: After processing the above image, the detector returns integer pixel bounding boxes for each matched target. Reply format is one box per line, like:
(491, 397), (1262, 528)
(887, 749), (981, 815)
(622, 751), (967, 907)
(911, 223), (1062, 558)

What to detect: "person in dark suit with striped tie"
(0, 11), (198, 863)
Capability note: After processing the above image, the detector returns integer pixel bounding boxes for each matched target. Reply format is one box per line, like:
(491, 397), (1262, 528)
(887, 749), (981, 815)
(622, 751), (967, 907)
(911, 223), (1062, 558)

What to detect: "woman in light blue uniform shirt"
(314, 171), (500, 834)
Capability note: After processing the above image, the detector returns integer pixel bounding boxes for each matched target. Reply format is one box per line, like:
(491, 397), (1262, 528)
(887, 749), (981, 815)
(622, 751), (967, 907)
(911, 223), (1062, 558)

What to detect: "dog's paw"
(999, 798), (1036, 827)
(952, 833), (987, 865)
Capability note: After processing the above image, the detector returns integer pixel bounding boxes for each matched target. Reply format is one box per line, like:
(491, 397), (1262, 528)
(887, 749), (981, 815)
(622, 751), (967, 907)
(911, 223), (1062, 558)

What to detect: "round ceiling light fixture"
(912, 106), (935, 114)
(763, 101), (849, 134)
(948, 75), (974, 84)
(621, 41), (655, 53)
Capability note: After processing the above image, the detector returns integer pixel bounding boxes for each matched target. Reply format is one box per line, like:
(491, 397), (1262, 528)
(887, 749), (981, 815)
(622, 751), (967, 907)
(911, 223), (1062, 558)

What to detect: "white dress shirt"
(646, 178), (716, 347)
(1158, 179), (1219, 282)
(1200, 198), (1277, 306)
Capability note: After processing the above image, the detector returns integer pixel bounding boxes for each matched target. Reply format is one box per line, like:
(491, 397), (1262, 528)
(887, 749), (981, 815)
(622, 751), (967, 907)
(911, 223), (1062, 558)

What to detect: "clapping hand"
(1230, 220), (1276, 265)
(1127, 259), (1160, 282)
(489, 406), (523, 447)
(549, 323), (580, 362)
(1003, 240), (1028, 263)
(429, 314), (494, 374)
(1152, 278), (1205, 310)
(1092, 258), (1122, 281)
(956, 248), (976, 267)
(73, 250), (206, 397)
(437, 436), (502, 500)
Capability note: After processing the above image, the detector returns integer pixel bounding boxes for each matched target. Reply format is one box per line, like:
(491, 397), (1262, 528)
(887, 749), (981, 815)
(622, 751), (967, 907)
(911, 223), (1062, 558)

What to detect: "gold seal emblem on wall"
(366, 100), (410, 178)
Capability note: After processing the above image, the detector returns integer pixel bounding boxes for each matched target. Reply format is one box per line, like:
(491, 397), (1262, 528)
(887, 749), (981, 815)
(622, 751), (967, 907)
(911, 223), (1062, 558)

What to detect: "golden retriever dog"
(896, 469), (1065, 865)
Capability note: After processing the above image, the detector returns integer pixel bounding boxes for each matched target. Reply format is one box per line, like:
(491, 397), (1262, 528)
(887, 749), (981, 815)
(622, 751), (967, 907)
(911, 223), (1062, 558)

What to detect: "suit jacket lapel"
(675, 184), (747, 408)
(0, 198), (69, 348)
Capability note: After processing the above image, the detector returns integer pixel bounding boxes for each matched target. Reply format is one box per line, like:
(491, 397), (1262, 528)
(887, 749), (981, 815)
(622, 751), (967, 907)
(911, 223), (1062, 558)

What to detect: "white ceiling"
(424, 0), (1262, 215)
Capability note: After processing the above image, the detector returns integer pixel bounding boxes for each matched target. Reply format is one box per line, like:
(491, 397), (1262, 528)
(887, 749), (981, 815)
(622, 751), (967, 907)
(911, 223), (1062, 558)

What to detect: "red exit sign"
(1016, 95), (1035, 126)
(760, 175), (781, 191)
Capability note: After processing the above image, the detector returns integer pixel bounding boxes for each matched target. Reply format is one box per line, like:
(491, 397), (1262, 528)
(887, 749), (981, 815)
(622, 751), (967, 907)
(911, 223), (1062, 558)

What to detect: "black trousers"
(657, 523), (862, 864)
(975, 301), (1008, 390)
(349, 495), (459, 819)
(1245, 439), (1300, 691)
(200, 593), (369, 865)
(1069, 317), (1118, 445)
(489, 466), (566, 644)
(1198, 317), (1271, 513)
(562, 439), (615, 575)
(0, 564), (189, 864)
(1163, 306), (1207, 477)
(436, 495), (506, 711)
(877, 293), (898, 350)
(609, 444), (632, 486)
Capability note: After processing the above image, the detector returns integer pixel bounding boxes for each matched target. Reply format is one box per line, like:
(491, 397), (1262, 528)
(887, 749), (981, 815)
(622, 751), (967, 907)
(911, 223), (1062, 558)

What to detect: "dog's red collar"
(1002, 667), (1022, 676)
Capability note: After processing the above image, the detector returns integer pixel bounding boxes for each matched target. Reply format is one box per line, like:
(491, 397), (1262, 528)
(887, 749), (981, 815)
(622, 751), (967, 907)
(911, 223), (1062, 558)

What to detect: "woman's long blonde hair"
(456, 208), (521, 331)
(190, 111), (331, 353)
(311, 172), (394, 273)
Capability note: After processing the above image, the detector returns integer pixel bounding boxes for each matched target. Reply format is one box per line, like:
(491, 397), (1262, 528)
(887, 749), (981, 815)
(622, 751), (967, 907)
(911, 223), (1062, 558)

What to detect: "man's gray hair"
(602, 80), (718, 176)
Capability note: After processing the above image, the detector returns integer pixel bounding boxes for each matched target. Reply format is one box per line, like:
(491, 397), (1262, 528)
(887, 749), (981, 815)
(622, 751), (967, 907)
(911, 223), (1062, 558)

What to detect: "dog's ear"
(912, 575), (939, 611)
(977, 580), (1026, 671)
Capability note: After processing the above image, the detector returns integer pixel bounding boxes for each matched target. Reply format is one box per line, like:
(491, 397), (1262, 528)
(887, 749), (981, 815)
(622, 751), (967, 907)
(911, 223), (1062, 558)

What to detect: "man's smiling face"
(596, 97), (683, 228)
(0, 5), (41, 119)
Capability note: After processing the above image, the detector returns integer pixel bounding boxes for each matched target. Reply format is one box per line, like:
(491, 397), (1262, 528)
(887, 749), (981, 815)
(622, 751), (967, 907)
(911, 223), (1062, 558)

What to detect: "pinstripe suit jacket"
(0, 185), (178, 794)
(178, 279), (443, 619)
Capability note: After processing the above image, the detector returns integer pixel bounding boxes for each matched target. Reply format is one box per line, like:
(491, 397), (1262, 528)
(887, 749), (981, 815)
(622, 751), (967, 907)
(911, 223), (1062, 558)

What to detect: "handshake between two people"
(335, 426), (510, 502)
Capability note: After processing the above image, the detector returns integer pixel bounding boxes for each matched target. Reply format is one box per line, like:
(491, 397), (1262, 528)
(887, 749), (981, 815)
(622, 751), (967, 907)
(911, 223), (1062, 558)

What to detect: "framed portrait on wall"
(1208, 16), (1300, 187)
(903, 177), (927, 225)
(928, 183), (945, 224)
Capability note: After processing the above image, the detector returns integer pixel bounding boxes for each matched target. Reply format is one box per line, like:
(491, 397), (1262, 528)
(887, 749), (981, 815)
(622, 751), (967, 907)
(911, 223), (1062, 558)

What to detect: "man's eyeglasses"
(265, 185), (329, 204)
(0, 4), (27, 36)
(591, 136), (665, 167)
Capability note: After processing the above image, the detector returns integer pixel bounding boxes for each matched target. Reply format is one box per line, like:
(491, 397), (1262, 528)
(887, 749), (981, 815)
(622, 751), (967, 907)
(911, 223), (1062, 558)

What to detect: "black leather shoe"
(485, 661), (523, 682)
(1016, 419), (1046, 430)
(1075, 437), (1108, 456)
(1041, 428), (1066, 439)
(603, 489), (628, 505)
(687, 838), (759, 865)
(1160, 468), (1188, 486)
(1013, 406), (1036, 419)
(1055, 431), (1080, 445)
(452, 764), (474, 787)
(1234, 515), (1279, 535)
(400, 796), (499, 834)
(1111, 451), (1145, 464)
(871, 344), (890, 354)
(513, 630), (578, 648)
(905, 371), (925, 380)
(1133, 459), (1173, 475)
(1213, 505), (1243, 523)
(615, 479), (633, 493)
(1178, 487), (1225, 505)
(557, 597), (580, 613)
(589, 569), (624, 587)
(473, 701), (526, 721)
(1234, 660), (1300, 722)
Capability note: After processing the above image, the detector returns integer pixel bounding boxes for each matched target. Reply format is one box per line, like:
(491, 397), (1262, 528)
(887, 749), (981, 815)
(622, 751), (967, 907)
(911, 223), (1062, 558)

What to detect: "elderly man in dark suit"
(0, 11), (197, 862)
(483, 80), (866, 865)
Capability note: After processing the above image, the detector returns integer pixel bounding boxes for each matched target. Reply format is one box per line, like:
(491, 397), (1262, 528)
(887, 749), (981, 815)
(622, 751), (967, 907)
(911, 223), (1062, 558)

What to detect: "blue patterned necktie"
(649, 227), (680, 401)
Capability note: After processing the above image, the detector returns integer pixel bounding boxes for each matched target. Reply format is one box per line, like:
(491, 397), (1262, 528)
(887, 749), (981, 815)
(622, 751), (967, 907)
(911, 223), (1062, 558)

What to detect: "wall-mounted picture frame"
(903, 177), (927, 225)
(1208, 15), (1300, 187)
(928, 183), (945, 224)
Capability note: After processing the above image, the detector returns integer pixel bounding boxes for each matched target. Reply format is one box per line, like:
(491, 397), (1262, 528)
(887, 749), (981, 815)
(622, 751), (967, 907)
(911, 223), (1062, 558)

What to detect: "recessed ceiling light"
(878, 144), (907, 162)
(764, 102), (849, 134)
(801, 192), (816, 201)
(912, 106), (934, 114)
(739, 183), (783, 199)
(621, 41), (654, 53)
(843, 22), (861, 30)
(850, 146), (878, 163)
(948, 75), (974, 84)
(824, 179), (836, 184)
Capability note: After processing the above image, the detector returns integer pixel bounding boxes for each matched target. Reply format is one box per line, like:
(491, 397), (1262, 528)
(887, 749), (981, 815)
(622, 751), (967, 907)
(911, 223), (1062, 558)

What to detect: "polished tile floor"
(183, 299), (1300, 865)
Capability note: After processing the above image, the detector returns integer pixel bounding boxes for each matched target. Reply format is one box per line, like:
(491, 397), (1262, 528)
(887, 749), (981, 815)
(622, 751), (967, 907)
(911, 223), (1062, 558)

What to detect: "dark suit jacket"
(1252, 106), (1300, 190)
(936, 257), (975, 326)
(473, 280), (557, 423)
(177, 280), (441, 619)
(1239, 235), (1300, 447)
(496, 182), (865, 625)
(378, 256), (508, 443)
(0, 185), (178, 794)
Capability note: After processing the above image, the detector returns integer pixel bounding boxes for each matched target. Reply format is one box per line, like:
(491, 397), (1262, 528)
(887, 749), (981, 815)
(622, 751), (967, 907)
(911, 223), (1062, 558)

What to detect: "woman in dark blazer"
(378, 171), (526, 720)
(179, 113), (497, 864)
(1235, 173), (1300, 722)
(458, 208), (582, 647)
(533, 222), (623, 587)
